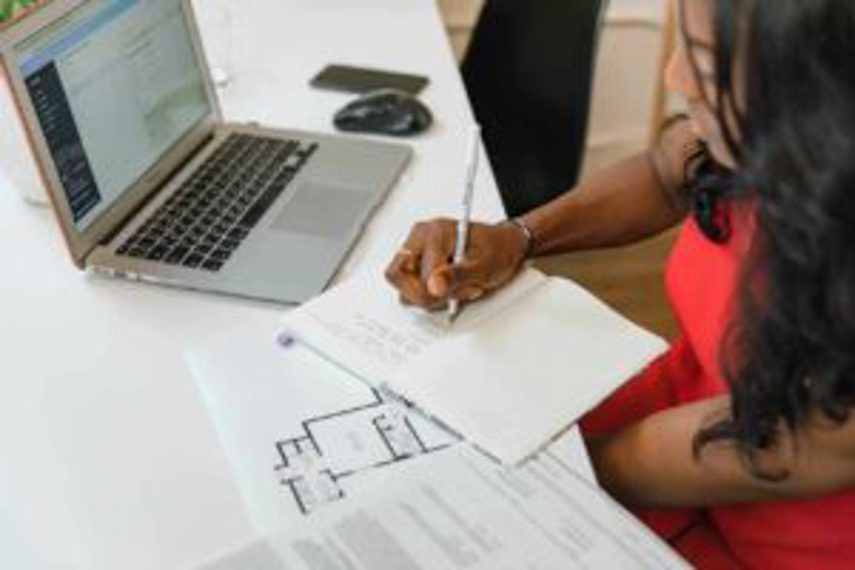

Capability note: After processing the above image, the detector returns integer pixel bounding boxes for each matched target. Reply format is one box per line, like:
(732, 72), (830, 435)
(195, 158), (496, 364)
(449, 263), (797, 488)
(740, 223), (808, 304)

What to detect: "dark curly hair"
(681, 0), (855, 479)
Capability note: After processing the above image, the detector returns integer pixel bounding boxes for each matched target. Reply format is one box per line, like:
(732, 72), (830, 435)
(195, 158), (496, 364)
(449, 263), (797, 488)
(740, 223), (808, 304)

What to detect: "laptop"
(0, 0), (411, 303)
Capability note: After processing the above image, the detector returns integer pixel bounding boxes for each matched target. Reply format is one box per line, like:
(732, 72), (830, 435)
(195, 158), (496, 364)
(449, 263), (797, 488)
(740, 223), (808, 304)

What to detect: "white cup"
(0, 70), (48, 205)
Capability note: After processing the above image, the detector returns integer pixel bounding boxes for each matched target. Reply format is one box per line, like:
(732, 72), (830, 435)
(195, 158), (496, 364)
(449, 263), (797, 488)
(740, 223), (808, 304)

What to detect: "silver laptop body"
(0, 0), (410, 303)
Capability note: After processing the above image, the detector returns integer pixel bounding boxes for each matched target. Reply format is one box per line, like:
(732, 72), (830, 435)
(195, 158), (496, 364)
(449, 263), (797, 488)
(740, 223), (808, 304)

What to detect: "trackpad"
(270, 181), (367, 239)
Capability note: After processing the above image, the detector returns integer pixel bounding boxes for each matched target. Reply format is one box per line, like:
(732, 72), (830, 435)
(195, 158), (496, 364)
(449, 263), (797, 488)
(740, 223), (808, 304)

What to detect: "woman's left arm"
(587, 396), (855, 508)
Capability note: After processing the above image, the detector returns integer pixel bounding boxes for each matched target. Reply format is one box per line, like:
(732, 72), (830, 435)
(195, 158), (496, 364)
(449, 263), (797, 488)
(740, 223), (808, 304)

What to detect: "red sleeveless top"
(581, 204), (855, 570)
(584, 204), (855, 568)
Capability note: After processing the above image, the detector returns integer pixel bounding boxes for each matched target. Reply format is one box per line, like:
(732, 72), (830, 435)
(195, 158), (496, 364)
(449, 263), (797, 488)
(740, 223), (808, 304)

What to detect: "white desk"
(0, 1), (506, 568)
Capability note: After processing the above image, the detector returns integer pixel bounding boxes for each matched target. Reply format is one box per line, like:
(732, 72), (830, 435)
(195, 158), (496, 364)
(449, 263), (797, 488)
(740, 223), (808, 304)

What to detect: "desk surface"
(0, 1), (505, 568)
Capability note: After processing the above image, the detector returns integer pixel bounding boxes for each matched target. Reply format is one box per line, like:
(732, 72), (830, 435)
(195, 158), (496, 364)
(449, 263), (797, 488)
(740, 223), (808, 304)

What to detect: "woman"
(385, 0), (855, 567)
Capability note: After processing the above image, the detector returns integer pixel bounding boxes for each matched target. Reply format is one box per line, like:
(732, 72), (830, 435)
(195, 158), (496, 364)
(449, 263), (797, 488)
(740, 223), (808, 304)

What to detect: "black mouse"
(333, 89), (433, 137)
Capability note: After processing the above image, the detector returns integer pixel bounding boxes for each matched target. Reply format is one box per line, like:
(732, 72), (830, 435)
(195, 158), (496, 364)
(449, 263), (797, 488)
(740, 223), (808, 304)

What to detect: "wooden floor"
(534, 227), (681, 340)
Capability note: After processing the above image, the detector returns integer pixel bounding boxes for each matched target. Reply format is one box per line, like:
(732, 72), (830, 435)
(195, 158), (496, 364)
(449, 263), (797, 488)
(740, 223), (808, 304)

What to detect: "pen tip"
(446, 298), (460, 327)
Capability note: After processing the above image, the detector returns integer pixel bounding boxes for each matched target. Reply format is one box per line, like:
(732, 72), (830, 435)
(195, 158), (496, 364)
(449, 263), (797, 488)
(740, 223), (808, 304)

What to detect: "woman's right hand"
(384, 218), (530, 311)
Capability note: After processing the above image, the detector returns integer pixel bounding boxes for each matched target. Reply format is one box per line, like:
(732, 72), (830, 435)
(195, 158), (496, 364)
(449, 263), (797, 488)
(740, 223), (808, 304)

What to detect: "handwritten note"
(304, 310), (443, 371)
(282, 269), (547, 387)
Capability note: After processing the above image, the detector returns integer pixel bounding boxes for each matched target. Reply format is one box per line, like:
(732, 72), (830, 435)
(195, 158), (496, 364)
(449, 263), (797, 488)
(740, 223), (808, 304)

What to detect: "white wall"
(584, 0), (667, 175)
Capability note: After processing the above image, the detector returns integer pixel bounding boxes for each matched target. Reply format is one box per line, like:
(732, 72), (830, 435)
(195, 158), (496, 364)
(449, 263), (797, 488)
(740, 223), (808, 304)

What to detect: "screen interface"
(14, 0), (210, 229)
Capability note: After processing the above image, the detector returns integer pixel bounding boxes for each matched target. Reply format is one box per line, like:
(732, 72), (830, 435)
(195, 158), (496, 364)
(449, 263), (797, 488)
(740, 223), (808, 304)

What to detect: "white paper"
(195, 448), (688, 570)
(284, 269), (667, 464)
(389, 278), (668, 464)
(281, 268), (548, 387)
(187, 327), (457, 533)
(186, 326), (597, 536)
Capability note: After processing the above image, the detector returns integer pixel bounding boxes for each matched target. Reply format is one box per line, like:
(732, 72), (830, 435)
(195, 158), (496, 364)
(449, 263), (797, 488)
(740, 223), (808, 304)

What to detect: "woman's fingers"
(447, 257), (491, 290)
(453, 284), (486, 302)
(385, 230), (450, 309)
(385, 249), (426, 304)
(384, 248), (415, 289)
(421, 242), (451, 295)
(386, 218), (519, 310)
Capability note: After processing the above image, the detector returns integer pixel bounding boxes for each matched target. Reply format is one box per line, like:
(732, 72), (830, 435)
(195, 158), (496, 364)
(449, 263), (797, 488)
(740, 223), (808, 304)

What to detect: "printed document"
(194, 447), (689, 570)
(187, 326), (596, 535)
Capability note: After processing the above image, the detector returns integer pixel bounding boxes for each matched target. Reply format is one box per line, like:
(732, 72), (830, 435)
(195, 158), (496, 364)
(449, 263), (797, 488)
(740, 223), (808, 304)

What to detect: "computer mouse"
(333, 89), (433, 137)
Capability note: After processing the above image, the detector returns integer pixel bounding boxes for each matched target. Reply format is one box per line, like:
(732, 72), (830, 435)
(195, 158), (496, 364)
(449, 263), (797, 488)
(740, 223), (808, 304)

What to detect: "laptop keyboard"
(117, 133), (317, 272)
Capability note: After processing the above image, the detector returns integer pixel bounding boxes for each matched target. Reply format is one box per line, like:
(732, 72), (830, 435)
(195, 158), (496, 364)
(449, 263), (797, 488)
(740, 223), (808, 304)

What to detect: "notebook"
(280, 268), (668, 464)
(0, 0), (410, 303)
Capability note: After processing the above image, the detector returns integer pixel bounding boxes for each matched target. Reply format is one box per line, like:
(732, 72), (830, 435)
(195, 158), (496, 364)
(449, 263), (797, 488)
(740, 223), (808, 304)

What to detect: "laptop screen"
(13, 0), (211, 230)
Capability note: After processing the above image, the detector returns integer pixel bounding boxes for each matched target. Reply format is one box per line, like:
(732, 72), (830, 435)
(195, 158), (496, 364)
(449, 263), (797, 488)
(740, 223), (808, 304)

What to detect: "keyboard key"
(210, 249), (232, 262)
(227, 226), (249, 240)
(147, 246), (168, 261)
(220, 238), (241, 251)
(202, 259), (224, 272)
(183, 254), (205, 268)
(194, 243), (214, 256)
(165, 247), (189, 265)
(238, 182), (287, 229)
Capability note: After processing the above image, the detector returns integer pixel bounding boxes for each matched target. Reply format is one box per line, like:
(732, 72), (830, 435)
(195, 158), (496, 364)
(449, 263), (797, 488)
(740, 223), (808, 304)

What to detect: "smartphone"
(310, 64), (429, 95)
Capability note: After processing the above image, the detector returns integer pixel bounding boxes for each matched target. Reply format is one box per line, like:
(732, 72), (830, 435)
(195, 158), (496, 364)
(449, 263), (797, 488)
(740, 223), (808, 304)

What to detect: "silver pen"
(447, 125), (481, 324)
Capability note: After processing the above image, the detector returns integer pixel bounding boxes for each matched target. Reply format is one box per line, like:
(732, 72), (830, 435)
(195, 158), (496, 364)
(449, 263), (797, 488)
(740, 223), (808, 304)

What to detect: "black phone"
(310, 64), (429, 95)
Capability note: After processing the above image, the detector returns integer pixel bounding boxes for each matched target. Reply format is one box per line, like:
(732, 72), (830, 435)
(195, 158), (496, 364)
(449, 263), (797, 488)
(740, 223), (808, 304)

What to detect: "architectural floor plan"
(272, 389), (458, 514)
(188, 330), (463, 529)
(189, 327), (592, 534)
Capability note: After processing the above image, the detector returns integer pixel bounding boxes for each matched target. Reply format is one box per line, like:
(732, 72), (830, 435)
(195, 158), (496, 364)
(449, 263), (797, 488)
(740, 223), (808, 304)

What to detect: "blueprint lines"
(273, 389), (459, 514)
